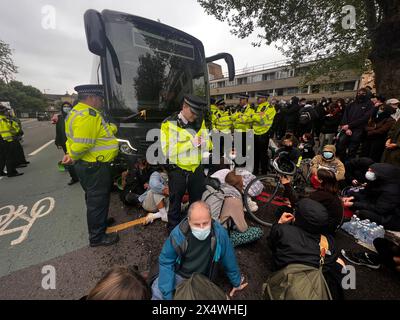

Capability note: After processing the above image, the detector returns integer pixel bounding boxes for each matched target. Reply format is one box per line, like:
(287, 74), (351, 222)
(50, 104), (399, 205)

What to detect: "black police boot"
(68, 179), (79, 185)
(7, 172), (24, 177)
(90, 233), (119, 247)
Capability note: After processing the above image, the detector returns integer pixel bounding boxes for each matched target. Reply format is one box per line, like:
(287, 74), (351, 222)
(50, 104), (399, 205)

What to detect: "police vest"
(65, 102), (119, 163)
(210, 104), (219, 129)
(160, 114), (212, 172)
(0, 115), (19, 142)
(232, 104), (254, 132)
(214, 110), (233, 133)
(252, 102), (277, 135)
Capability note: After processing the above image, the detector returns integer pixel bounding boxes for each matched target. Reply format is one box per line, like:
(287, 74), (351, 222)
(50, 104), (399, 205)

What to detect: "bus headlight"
(117, 139), (137, 155)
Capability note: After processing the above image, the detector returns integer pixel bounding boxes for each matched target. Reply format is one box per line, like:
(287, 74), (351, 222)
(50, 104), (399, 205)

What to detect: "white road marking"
(28, 140), (55, 156)
(0, 197), (55, 246)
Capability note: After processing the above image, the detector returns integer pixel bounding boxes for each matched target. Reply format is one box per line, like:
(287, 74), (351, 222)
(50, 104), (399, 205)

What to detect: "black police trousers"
(167, 165), (205, 234)
(254, 133), (270, 175)
(0, 140), (18, 175)
(74, 161), (112, 244)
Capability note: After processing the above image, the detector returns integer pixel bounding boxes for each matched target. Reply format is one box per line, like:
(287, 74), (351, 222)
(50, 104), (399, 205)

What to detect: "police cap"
(215, 98), (225, 106)
(74, 84), (104, 98)
(183, 94), (207, 115)
(237, 93), (249, 99)
(256, 92), (270, 99)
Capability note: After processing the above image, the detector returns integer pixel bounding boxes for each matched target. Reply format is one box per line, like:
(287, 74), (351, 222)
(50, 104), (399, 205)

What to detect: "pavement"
(0, 119), (400, 300)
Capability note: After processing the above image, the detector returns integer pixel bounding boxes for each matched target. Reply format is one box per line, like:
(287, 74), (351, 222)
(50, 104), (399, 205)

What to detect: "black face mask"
(356, 94), (368, 102)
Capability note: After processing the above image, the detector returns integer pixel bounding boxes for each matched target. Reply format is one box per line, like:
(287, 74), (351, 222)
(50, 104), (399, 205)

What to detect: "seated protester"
(361, 104), (395, 163)
(281, 169), (344, 235)
(85, 266), (151, 300)
(343, 163), (400, 231)
(344, 157), (374, 186)
(119, 159), (153, 206)
(310, 144), (345, 188)
(275, 132), (301, 164)
(268, 198), (345, 299)
(342, 238), (400, 272)
(142, 166), (169, 224)
(298, 133), (315, 159)
(151, 201), (247, 300)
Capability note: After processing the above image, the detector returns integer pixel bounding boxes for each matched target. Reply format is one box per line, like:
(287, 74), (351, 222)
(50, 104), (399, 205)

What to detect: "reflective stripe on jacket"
(65, 102), (119, 162)
(0, 115), (19, 142)
(232, 104), (254, 132)
(252, 102), (276, 135)
(160, 116), (212, 172)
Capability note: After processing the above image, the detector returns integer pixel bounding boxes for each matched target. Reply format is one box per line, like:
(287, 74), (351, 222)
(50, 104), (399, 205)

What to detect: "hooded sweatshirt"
(310, 145), (345, 181)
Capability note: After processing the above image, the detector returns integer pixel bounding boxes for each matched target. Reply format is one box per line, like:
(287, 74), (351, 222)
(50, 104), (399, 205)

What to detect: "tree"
(0, 80), (47, 112)
(0, 39), (18, 83)
(198, 0), (400, 97)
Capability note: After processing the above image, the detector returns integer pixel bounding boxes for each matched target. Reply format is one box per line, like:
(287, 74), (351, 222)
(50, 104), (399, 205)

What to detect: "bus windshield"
(102, 11), (208, 122)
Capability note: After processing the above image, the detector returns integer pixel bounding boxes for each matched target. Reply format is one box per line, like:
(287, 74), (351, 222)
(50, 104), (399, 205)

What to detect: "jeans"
(151, 273), (185, 300)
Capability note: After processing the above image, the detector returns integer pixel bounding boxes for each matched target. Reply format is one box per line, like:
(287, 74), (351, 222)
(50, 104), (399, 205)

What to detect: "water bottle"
(378, 225), (385, 239)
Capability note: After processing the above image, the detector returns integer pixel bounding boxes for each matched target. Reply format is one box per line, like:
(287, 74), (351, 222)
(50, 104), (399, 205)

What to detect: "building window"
(299, 86), (308, 94)
(311, 85), (320, 93)
(237, 77), (248, 85)
(226, 94), (233, 99)
(217, 81), (226, 88)
(251, 74), (262, 83)
(285, 87), (298, 95)
(343, 81), (356, 91)
(262, 72), (276, 81)
(276, 88), (284, 96)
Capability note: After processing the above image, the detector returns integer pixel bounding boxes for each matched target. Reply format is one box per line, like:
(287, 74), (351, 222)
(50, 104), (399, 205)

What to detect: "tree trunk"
(369, 1), (400, 97)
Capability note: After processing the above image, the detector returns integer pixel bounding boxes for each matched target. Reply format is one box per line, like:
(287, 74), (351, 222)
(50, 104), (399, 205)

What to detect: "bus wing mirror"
(206, 53), (235, 81)
(84, 10), (106, 57)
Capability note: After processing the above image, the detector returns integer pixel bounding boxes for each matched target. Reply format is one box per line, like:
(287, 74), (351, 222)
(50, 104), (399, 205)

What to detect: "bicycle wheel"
(243, 174), (286, 227)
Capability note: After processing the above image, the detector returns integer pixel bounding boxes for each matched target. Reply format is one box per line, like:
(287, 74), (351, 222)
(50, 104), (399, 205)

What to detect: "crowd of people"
(47, 83), (400, 300)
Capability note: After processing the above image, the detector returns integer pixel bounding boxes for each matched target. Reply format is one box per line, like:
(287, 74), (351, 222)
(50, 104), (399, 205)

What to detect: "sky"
(0, 0), (285, 94)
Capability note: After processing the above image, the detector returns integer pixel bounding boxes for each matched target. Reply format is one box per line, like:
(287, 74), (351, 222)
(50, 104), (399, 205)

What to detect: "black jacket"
(55, 114), (67, 148)
(340, 98), (374, 131)
(321, 112), (343, 134)
(353, 163), (400, 217)
(286, 98), (301, 126)
(344, 157), (374, 185)
(268, 198), (338, 271)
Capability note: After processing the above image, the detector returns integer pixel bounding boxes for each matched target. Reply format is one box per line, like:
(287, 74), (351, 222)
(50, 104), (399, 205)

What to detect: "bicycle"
(242, 152), (313, 227)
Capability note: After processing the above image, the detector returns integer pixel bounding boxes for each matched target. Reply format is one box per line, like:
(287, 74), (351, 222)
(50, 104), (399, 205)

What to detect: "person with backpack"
(151, 201), (247, 300)
(298, 102), (317, 137)
(266, 198), (345, 300)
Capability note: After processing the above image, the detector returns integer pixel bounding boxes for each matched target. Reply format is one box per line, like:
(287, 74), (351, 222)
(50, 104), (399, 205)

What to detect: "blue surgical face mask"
(191, 226), (211, 241)
(323, 151), (334, 160)
(63, 107), (72, 114)
(365, 171), (376, 181)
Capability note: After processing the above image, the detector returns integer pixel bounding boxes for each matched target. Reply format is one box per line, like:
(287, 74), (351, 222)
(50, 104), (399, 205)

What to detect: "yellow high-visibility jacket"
(161, 113), (212, 172)
(252, 102), (276, 135)
(215, 109), (233, 133)
(0, 115), (20, 142)
(210, 104), (219, 129)
(231, 104), (254, 132)
(65, 102), (119, 163)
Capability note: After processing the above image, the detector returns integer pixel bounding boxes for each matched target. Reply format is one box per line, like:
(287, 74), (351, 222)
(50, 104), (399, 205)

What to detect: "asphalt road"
(0, 120), (399, 300)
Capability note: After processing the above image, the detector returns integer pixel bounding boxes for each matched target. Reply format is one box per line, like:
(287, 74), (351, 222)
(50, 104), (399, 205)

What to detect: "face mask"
(357, 94), (367, 102)
(323, 151), (334, 160)
(365, 171), (376, 181)
(63, 107), (72, 114)
(191, 226), (211, 241)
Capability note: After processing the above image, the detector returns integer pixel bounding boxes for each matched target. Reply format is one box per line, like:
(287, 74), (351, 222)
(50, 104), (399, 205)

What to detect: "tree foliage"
(0, 39), (18, 83)
(0, 80), (47, 111)
(198, 0), (400, 95)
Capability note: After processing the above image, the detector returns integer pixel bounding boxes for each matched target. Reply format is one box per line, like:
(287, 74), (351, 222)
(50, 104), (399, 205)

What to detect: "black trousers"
(14, 140), (27, 165)
(336, 129), (364, 161)
(254, 133), (270, 175)
(74, 161), (112, 243)
(167, 165), (205, 233)
(361, 136), (386, 163)
(0, 140), (17, 175)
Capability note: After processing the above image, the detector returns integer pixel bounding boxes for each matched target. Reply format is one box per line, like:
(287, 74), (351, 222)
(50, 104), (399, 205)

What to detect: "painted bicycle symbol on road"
(0, 197), (55, 246)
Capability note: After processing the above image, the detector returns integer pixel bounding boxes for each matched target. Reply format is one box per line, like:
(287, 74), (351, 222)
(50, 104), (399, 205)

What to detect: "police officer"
(231, 93), (254, 166)
(0, 103), (23, 177)
(62, 85), (119, 247)
(160, 95), (212, 234)
(214, 98), (233, 156)
(252, 93), (276, 174)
